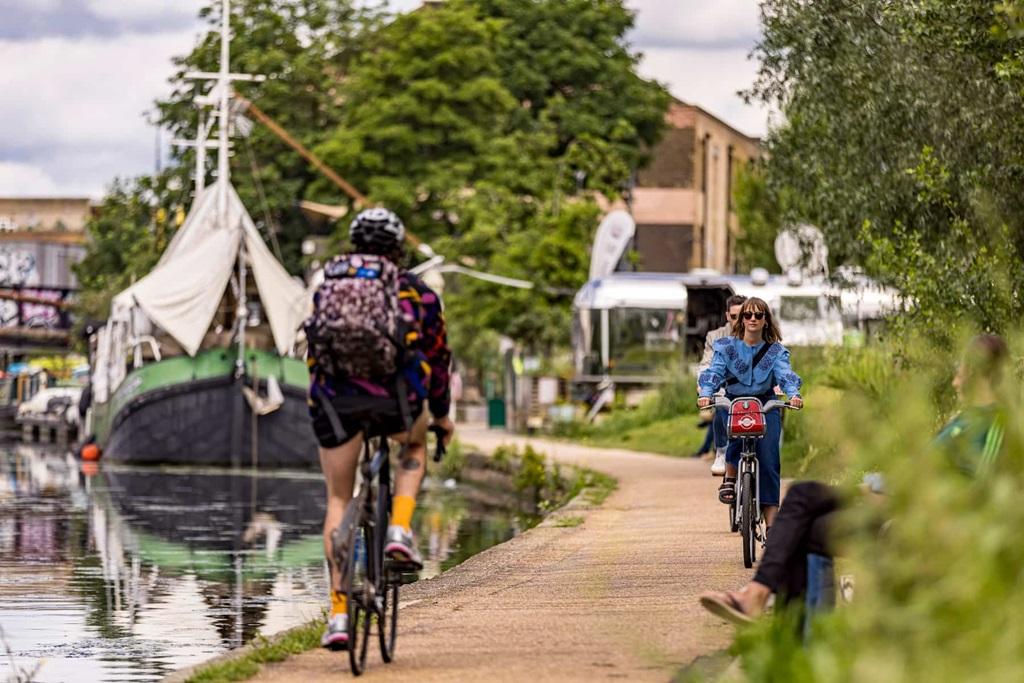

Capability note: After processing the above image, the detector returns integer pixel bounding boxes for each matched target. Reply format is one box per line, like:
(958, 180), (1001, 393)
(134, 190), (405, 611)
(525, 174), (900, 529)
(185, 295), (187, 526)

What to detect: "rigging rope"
(241, 133), (285, 263)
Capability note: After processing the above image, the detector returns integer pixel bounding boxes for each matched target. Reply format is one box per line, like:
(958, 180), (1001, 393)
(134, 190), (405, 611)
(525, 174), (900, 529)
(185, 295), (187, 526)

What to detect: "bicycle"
(330, 419), (447, 676)
(706, 396), (799, 568)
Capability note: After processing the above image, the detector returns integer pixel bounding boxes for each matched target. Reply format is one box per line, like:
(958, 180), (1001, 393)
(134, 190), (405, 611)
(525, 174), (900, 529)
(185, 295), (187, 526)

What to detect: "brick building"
(607, 100), (761, 273)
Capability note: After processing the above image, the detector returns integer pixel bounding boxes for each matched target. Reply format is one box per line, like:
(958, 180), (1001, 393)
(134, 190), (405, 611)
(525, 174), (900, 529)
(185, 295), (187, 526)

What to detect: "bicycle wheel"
(337, 501), (371, 676)
(379, 577), (399, 662)
(740, 471), (756, 569)
(375, 467), (399, 662)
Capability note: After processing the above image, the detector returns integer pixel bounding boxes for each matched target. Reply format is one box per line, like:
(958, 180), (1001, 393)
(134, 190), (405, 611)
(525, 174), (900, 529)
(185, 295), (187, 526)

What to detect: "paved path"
(251, 426), (748, 682)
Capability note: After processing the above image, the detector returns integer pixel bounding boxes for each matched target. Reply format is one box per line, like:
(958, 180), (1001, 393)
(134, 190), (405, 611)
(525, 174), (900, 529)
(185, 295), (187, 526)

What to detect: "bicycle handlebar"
(428, 424), (449, 462)
(700, 396), (802, 412)
(763, 399), (801, 412)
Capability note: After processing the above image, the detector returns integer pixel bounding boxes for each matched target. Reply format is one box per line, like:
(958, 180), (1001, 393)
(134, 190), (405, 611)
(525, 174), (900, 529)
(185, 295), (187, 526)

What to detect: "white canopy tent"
(94, 180), (308, 402)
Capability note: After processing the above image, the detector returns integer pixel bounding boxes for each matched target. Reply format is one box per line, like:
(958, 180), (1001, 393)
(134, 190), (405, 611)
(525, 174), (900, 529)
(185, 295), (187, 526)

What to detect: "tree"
(311, 1), (531, 241)
(748, 0), (1024, 330)
(446, 199), (602, 353)
(74, 173), (192, 322)
(732, 163), (785, 274)
(314, 0), (669, 354)
(472, 0), (669, 194)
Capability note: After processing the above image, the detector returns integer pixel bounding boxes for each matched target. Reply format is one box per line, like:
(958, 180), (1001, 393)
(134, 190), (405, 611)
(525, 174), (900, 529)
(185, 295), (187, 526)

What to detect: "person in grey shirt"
(699, 294), (747, 475)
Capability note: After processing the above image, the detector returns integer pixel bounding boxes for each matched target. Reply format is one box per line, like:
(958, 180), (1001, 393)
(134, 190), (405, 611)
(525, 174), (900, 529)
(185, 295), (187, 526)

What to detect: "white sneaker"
(384, 524), (424, 570)
(710, 452), (727, 476)
(321, 613), (349, 650)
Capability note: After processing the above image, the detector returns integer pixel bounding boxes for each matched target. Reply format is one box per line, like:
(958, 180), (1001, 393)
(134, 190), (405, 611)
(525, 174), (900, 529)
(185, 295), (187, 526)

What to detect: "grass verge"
(184, 621), (323, 683)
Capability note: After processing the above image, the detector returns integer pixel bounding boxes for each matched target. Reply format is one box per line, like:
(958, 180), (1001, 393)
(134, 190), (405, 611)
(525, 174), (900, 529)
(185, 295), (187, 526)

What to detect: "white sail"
(112, 179), (306, 358)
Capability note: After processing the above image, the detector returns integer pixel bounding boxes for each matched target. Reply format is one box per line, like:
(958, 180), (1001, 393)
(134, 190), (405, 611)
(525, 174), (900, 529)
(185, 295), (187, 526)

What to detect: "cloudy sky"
(0, 0), (768, 198)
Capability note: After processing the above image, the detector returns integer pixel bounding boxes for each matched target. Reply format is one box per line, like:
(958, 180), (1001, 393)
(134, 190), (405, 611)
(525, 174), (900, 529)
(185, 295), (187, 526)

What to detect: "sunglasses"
(728, 314), (738, 321)
(742, 311), (766, 321)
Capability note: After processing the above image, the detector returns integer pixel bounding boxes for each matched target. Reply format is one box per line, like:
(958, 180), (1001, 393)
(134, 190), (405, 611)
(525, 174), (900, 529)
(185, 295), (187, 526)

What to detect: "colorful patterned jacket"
(697, 337), (802, 398)
(308, 270), (452, 418)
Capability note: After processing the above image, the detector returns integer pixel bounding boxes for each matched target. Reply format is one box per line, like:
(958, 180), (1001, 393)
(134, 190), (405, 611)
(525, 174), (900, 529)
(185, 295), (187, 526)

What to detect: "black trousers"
(753, 481), (840, 601)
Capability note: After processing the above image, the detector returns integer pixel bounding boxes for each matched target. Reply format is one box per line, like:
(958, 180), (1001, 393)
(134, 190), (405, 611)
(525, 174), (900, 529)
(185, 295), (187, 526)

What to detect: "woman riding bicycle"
(307, 208), (454, 649)
(697, 297), (803, 528)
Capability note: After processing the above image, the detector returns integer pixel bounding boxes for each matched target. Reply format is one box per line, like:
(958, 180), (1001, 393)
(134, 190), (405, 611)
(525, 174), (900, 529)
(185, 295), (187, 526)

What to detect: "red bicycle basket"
(728, 399), (766, 438)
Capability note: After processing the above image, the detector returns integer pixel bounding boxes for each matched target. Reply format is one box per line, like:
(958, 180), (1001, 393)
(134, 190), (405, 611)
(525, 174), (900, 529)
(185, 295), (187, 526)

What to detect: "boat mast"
(184, 0), (264, 377)
(215, 0), (249, 375)
(170, 114), (215, 198)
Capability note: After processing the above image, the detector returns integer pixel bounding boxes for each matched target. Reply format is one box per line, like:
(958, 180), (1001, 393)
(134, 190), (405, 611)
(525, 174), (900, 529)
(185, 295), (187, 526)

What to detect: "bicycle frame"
(734, 437), (762, 533)
(704, 395), (799, 567)
(358, 434), (392, 606)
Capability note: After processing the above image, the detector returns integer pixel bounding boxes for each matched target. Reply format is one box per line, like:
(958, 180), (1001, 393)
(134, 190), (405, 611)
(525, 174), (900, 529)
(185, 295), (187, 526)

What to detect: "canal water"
(0, 446), (527, 682)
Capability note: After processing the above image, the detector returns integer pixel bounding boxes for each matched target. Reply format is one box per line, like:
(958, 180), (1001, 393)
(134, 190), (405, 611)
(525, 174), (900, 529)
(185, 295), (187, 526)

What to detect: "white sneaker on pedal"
(384, 524), (423, 570)
(710, 452), (727, 476)
(321, 613), (349, 650)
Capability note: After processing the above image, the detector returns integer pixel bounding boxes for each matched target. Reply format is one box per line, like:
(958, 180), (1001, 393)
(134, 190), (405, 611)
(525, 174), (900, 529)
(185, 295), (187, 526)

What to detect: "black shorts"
(309, 393), (424, 449)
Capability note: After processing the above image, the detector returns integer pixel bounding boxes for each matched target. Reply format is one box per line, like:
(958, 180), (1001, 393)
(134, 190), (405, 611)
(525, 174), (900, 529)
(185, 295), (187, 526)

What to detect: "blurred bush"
(734, 331), (1024, 682)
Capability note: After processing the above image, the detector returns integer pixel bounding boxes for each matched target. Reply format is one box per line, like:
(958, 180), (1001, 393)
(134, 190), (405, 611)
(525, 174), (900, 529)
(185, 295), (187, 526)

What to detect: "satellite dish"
(590, 210), (636, 280)
(774, 224), (828, 277)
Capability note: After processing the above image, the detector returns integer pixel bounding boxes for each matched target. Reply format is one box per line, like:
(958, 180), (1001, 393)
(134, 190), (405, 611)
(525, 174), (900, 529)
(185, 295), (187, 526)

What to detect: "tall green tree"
(315, 0), (669, 354)
(749, 0), (1024, 330)
(311, 1), (533, 241)
(733, 163), (785, 274)
(74, 172), (192, 322)
(472, 0), (670, 195)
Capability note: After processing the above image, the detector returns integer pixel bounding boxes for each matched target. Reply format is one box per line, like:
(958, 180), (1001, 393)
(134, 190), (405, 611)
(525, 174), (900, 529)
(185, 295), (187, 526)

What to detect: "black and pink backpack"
(304, 253), (404, 379)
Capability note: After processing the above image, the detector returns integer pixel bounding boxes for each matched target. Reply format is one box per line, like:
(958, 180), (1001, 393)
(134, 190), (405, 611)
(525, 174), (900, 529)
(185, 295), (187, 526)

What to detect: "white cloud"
(0, 162), (60, 196)
(627, 0), (760, 48)
(85, 0), (204, 24)
(637, 45), (770, 137)
(0, 0), (771, 197)
(0, 28), (199, 197)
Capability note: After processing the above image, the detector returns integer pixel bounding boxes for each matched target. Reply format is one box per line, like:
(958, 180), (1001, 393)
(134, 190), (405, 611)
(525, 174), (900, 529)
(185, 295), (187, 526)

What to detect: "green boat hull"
(93, 348), (319, 469)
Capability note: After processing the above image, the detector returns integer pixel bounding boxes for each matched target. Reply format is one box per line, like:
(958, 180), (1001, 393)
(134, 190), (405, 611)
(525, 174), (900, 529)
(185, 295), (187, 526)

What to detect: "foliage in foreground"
(732, 332), (1024, 682)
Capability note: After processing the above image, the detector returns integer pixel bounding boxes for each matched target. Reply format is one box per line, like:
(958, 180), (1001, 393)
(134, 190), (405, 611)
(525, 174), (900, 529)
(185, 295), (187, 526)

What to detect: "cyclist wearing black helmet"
(306, 207), (453, 649)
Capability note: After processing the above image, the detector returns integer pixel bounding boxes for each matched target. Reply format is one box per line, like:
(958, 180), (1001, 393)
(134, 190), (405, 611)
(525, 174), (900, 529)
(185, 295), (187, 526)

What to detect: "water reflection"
(0, 446), (524, 683)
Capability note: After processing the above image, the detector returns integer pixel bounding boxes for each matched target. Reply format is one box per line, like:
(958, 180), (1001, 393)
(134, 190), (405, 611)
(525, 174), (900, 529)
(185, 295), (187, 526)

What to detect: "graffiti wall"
(0, 243), (82, 331)
(0, 248), (40, 287)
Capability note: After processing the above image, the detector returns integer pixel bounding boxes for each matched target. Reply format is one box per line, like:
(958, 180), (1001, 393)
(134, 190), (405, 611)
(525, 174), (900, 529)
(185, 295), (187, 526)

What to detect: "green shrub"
(436, 438), (467, 480)
(734, 332), (1024, 683)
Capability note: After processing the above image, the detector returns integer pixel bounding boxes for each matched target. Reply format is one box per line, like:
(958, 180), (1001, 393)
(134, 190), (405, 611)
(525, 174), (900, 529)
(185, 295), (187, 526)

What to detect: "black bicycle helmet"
(349, 207), (405, 254)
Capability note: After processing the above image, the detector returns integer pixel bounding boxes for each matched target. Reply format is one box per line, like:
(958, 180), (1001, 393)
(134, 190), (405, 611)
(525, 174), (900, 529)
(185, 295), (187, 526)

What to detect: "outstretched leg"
(700, 481), (840, 623)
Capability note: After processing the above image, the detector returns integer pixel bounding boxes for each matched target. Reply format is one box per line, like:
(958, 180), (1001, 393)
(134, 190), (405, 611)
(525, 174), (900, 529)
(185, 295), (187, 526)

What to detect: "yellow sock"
(330, 590), (347, 617)
(391, 495), (416, 532)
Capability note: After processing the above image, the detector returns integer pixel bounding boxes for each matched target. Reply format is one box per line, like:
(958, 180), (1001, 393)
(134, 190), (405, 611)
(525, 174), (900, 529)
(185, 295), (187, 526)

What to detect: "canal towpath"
(236, 425), (750, 682)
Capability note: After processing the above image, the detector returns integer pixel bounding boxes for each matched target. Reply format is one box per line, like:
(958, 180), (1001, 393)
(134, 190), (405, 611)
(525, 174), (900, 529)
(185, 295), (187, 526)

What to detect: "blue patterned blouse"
(697, 337), (802, 398)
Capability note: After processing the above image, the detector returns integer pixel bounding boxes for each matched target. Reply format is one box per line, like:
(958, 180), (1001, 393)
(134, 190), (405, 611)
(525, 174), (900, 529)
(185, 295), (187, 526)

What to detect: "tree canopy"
(78, 0), (669, 367)
(748, 0), (1024, 330)
(314, 0), (668, 356)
